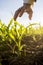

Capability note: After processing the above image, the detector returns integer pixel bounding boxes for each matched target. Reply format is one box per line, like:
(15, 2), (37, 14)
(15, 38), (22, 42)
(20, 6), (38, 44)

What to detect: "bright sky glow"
(0, 0), (43, 27)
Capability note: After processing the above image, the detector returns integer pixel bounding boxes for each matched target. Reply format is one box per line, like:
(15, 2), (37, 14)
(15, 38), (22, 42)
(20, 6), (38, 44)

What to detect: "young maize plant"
(0, 18), (27, 57)
(0, 19), (43, 65)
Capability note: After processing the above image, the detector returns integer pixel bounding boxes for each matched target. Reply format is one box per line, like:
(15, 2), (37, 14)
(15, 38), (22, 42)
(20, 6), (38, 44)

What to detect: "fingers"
(14, 7), (23, 20)
(19, 6), (25, 17)
(14, 8), (21, 20)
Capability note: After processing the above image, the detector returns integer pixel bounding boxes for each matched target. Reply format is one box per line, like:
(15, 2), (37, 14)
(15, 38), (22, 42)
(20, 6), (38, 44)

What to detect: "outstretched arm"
(14, 0), (36, 20)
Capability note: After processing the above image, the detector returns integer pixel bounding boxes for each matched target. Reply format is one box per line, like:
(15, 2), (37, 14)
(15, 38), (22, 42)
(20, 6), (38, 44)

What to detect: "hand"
(14, 3), (33, 20)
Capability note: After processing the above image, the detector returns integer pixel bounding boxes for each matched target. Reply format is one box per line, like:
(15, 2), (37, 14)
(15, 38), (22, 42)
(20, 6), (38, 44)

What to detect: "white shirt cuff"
(23, 0), (35, 5)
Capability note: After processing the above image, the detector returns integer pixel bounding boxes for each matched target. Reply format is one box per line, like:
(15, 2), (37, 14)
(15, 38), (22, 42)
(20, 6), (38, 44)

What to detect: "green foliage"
(0, 18), (26, 57)
(0, 18), (43, 64)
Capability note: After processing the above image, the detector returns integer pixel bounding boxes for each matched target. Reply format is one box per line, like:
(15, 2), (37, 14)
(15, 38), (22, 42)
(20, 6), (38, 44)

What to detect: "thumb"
(29, 11), (33, 20)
